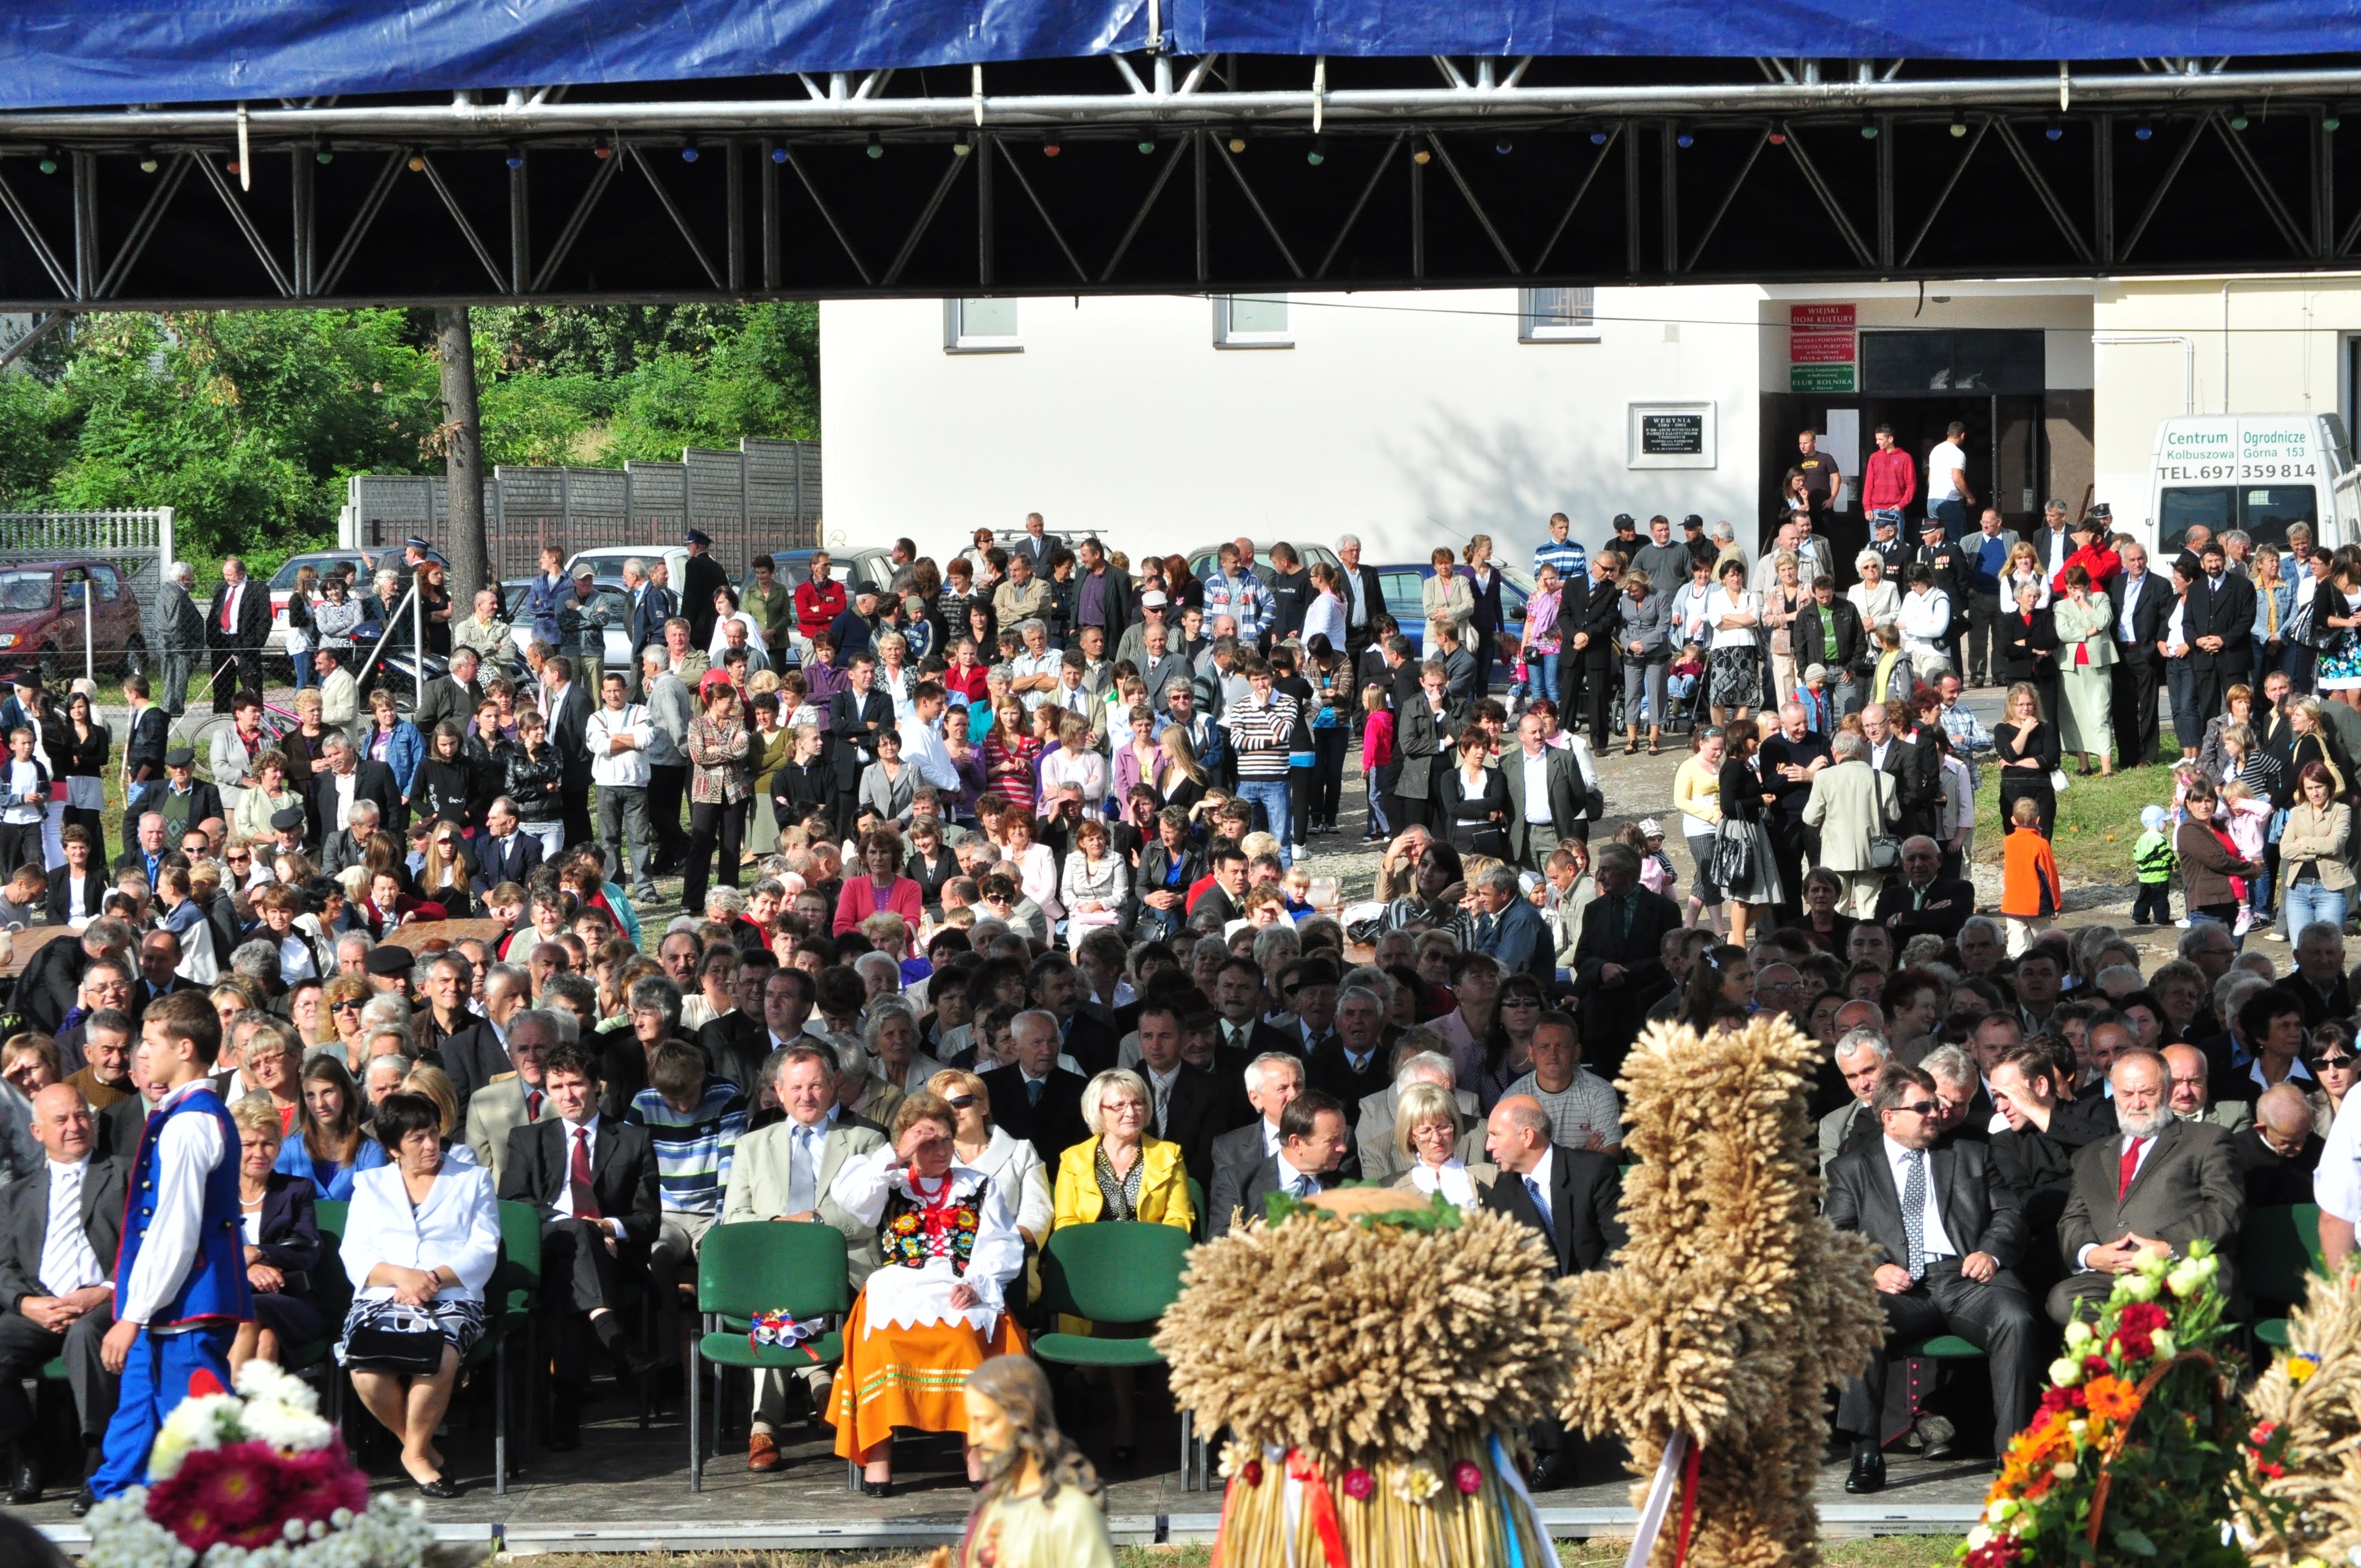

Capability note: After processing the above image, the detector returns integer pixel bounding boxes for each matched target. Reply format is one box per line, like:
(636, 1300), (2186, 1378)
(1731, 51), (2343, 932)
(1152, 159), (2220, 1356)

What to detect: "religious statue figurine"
(931, 1356), (1114, 1568)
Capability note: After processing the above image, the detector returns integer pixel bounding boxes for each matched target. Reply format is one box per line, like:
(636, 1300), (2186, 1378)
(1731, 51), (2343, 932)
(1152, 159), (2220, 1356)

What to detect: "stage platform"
(25, 1379), (1987, 1555)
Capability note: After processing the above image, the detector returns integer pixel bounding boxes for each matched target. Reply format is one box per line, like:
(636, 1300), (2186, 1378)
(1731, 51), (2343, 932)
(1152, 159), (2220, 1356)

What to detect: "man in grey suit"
(1357, 1048), (1483, 1186)
(463, 1009), (559, 1185)
(718, 1041), (886, 1472)
(2050, 1049), (2245, 1325)
(0, 1085), (124, 1504)
(1802, 731), (1897, 919)
(1501, 711), (1591, 871)
(1008, 513), (1063, 569)
(1215, 1091), (1350, 1237)
(1206, 1052), (1303, 1231)
(1826, 1064), (2038, 1493)
(410, 646), (484, 739)
(1818, 1027), (1890, 1177)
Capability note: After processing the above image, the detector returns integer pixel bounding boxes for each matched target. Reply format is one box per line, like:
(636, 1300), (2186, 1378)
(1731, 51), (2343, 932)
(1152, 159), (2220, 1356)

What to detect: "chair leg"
(687, 1335), (702, 1495)
(1180, 1408), (1195, 1493)
(847, 1457), (861, 1494)
(494, 1330), (508, 1498)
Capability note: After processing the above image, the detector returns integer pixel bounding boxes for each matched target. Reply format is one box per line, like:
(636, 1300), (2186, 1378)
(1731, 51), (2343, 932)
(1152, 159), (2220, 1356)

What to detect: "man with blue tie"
(1824, 1063), (2037, 1494)
(1214, 1091), (1349, 1237)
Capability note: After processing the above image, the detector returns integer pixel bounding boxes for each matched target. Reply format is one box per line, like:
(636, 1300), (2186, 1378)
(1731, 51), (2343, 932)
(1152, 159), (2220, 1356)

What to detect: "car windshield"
(0, 571), (55, 612)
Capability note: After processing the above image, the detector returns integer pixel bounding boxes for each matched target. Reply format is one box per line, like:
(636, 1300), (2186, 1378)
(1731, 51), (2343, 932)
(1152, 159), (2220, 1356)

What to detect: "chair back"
(492, 1199), (543, 1314)
(1037, 1221), (1190, 1326)
(2240, 1203), (2324, 1306)
(309, 1197), (356, 1326)
(1187, 1177), (1208, 1242)
(698, 1221), (851, 1320)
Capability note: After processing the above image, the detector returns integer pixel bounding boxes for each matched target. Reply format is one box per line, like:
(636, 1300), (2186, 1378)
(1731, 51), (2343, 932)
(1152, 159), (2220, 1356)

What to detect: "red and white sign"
(1789, 303), (1856, 328)
(1788, 302), (1856, 366)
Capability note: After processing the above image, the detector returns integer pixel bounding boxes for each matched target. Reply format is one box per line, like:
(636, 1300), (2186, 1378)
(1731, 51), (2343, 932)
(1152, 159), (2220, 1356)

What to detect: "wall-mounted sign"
(1627, 401), (1717, 470)
(1789, 302), (1857, 393)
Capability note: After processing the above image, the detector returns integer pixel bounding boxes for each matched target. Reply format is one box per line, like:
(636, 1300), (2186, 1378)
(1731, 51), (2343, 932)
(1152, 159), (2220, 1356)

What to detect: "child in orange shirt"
(1998, 794), (2063, 956)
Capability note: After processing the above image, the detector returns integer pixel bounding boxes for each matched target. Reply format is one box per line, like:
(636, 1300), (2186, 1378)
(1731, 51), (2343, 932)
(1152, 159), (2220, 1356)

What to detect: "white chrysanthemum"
(148, 1392), (244, 1480)
(239, 1395), (335, 1455)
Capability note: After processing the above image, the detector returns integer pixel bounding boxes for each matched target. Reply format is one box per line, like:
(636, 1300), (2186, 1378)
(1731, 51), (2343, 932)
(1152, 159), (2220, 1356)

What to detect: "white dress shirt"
(1884, 1134), (1957, 1260)
(1521, 749), (1554, 824)
(551, 1117), (626, 1239)
(2115, 573), (2147, 642)
(37, 1155), (105, 1297)
(1520, 1146), (1556, 1227)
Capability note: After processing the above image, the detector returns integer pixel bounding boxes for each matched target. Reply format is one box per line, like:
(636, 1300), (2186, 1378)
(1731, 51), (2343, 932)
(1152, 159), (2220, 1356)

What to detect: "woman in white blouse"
(336, 1092), (501, 1498)
(1389, 1082), (1495, 1210)
(1302, 562), (1350, 655)
(1847, 552), (1901, 635)
(706, 585), (771, 662)
(930, 1068), (1053, 1246)
(1896, 564), (1955, 674)
(1705, 557), (1763, 727)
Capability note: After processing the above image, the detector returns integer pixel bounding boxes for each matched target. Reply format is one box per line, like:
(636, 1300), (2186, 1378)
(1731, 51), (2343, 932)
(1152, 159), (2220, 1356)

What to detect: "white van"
(2144, 413), (2360, 557)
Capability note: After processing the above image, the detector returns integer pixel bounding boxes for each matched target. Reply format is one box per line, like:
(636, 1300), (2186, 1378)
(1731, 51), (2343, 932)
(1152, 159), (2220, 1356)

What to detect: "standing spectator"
(1335, 535), (1387, 670)
(1533, 511), (1587, 586)
(1999, 797), (2064, 955)
(1203, 544), (1269, 649)
(794, 551), (847, 652)
(2279, 763), (2353, 936)
(1704, 559), (1762, 729)
(157, 561), (206, 718)
(1072, 537), (1136, 647)
(1924, 420), (1973, 540)
(1859, 423), (1917, 524)
(680, 529), (727, 651)
(587, 672), (660, 906)
(1673, 726), (1727, 930)
(1802, 731), (1895, 918)
(205, 557), (270, 711)
(2111, 542), (2169, 767)
(2052, 567), (2117, 776)
(1961, 507), (2021, 686)
(2177, 781), (2264, 940)
(1758, 550), (1808, 710)
(1615, 570), (1674, 753)
(1463, 536), (1507, 693)
(1791, 429), (1844, 527)
(1221, 659), (1302, 867)
(1517, 565), (1565, 718)
(683, 672), (753, 919)
(1421, 548), (1474, 656)
(641, 646), (693, 876)
(2185, 539), (2259, 726)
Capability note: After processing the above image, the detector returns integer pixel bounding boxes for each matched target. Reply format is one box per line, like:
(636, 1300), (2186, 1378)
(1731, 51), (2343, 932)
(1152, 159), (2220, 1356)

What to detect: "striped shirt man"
(1203, 565), (1271, 645)
(628, 1077), (749, 1216)
(1220, 676), (1300, 781)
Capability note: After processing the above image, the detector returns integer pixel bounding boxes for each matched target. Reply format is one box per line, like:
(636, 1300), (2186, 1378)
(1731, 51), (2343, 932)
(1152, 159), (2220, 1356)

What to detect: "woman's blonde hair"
(1394, 1080), (1462, 1158)
(1462, 533), (1493, 564)
(926, 1067), (990, 1107)
(1080, 1068), (1152, 1137)
(230, 1093), (285, 1145)
(401, 1063), (461, 1137)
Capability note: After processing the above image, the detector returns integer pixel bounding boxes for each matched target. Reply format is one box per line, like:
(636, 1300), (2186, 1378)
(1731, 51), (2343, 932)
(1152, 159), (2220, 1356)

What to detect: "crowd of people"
(0, 489), (2354, 1508)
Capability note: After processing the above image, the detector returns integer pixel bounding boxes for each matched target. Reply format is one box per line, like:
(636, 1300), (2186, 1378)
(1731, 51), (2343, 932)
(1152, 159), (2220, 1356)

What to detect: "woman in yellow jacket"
(1049, 1068), (1193, 1464)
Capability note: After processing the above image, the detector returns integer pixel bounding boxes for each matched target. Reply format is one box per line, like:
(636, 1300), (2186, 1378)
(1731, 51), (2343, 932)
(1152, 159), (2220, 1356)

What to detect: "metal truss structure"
(1, 53), (2359, 319)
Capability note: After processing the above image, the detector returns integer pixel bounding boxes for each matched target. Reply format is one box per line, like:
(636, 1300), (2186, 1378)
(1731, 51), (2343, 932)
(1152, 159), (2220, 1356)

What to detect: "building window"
(944, 297), (1021, 352)
(1213, 293), (1292, 348)
(1520, 286), (1597, 342)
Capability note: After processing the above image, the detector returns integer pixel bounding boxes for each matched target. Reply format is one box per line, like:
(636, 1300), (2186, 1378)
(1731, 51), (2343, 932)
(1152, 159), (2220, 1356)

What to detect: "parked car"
(564, 546), (688, 594)
(0, 559), (148, 682)
(266, 549), (379, 664)
(1371, 561), (1535, 687)
(499, 576), (640, 676)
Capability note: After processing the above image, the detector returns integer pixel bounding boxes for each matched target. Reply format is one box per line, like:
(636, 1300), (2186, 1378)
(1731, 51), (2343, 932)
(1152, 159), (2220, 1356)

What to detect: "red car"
(0, 559), (149, 681)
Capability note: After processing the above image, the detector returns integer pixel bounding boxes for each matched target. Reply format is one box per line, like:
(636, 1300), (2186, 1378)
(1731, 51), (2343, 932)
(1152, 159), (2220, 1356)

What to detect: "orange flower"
(2085, 1376), (2141, 1424)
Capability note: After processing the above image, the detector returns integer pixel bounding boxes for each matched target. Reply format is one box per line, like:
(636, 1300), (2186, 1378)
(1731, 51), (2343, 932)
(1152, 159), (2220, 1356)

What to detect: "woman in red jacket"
(835, 827), (924, 936)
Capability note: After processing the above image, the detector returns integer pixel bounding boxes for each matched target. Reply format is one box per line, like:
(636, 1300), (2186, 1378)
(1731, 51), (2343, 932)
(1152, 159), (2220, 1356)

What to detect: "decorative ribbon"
(747, 1310), (824, 1362)
(1672, 1433), (1703, 1568)
(1620, 1430), (1691, 1568)
(1283, 1449), (1350, 1568)
(1490, 1431), (1552, 1568)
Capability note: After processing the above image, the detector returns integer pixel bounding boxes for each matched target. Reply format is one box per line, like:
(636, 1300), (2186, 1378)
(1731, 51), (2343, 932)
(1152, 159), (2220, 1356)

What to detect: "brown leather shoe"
(747, 1431), (782, 1473)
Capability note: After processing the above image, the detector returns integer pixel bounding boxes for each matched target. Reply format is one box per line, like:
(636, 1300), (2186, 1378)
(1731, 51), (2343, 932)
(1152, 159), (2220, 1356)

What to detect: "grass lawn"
(488, 1541), (1961, 1568)
(1967, 727), (2186, 886)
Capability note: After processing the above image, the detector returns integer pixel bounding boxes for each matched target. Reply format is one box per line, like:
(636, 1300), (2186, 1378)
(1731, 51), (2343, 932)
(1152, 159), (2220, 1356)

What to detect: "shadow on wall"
(1391, 405), (1619, 558)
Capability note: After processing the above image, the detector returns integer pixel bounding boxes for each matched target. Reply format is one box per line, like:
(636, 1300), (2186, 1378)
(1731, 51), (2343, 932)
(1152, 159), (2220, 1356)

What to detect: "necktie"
(1026, 1077), (1043, 1107)
(569, 1126), (600, 1221)
(1524, 1175), (1551, 1232)
(220, 586), (235, 631)
(1900, 1149), (1928, 1281)
(2118, 1136), (2145, 1199)
(525, 1089), (541, 1120)
(788, 1125), (817, 1215)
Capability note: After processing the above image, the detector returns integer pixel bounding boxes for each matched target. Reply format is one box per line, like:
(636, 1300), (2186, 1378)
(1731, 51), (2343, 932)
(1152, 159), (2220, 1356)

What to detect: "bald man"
(0, 1084), (126, 1504)
(2230, 1084), (2324, 1208)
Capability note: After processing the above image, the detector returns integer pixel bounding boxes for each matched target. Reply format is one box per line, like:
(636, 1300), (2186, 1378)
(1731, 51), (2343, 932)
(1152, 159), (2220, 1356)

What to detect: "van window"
(2159, 485), (2316, 553)
(91, 565), (120, 600)
(1378, 571), (1425, 624)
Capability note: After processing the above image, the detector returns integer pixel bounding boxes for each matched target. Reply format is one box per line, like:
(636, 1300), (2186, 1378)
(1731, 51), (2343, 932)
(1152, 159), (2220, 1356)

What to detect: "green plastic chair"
(1187, 1178), (1207, 1242)
(687, 1221), (852, 1493)
(1897, 1335), (1987, 1360)
(2242, 1204), (2324, 1348)
(1031, 1221), (1196, 1484)
(476, 1200), (543, 1493)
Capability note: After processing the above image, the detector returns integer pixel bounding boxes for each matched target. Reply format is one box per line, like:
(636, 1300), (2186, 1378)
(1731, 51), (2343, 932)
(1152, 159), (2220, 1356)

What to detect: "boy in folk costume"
(90, 991), (251, 1499)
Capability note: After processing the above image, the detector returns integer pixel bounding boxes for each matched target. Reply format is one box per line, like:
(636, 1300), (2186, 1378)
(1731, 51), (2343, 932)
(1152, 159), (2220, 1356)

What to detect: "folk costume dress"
(828, 1145), (1026, 1461)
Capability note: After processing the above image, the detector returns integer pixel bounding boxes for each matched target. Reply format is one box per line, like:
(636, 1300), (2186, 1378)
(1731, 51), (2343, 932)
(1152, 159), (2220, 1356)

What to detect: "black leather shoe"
(415, 1476), (464, 1500)
(6, 1445), (38, 1505)
(69, 1487), (95, 1517)
(859, 1477), (893, 1499)
(1845, 1451), (1887, 1494)
(1527, 1452), (1577, 1493)
(610, 1341), (656, 1383)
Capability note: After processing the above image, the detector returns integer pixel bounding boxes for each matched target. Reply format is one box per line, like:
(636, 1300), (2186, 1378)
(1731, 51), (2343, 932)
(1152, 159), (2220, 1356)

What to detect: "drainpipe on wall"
(2221, 279), (2232, 413)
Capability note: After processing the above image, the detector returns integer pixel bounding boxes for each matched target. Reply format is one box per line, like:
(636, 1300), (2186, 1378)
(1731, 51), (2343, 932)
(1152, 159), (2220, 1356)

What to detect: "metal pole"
(83, 570), (93, 682)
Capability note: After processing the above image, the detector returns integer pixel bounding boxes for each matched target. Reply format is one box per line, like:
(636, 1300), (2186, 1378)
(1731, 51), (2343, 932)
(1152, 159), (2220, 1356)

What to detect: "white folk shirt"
(37, 1155), (105, 1297)
(1884, 1134), (1958, 1260)
(119, 1079), (227, 1330)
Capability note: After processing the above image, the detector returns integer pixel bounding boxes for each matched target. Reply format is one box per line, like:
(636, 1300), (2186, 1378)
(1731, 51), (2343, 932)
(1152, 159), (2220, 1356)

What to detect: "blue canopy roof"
(1, 2), (2356, 111)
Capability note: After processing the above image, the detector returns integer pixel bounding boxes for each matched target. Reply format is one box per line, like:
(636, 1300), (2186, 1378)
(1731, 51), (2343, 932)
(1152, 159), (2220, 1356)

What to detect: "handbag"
(1709, 819), (1755, 886)
(2050, 767), (2072, 793)
(341, 1324), (445, 1375)
(1867, 771), (1902, 869)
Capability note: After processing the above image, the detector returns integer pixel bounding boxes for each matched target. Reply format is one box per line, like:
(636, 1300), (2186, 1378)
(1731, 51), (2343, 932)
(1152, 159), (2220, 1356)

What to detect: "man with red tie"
(203, 557), (271, 714)
(2048, 1048), (2244, 1324)
(498, 1042), (660, 1450)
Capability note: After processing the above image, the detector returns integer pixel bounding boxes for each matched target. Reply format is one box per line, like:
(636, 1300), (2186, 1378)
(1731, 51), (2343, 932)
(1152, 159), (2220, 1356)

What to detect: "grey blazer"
(858, 759), (920, 825)
(0, 1155), (127, 1313)
(2057, 1119), (2243, 1280)
(1614, 590), (1675, 660)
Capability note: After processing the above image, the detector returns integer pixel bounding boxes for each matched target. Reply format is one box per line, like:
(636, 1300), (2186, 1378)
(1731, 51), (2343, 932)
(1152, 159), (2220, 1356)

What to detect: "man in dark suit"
(1482, 1091), (1626, 1492)
(1568, 843), (1682, 1081)
(2287, 924), (2354, 1031)
(1500, 711), (1590, 872)
(2182, 537), (2257, 725)
(471, 798), (545, 892)
(411, 645), (484, 738)
(308, 733), (401, 861)
(1826, 1064), (2039, 1492)
(1206, 1048), (1301, 1211)
(1214, 1090), (1351, 1238)
(0, 1084), (124, 1503)
(681, 530), (729, 651)
(1872, 835), (1977, 945)
(1471, 864), (1554, 984)
(2108, 541), (2170, 768)
(120, 673), (168, 829)
(2232, 1085), (2324, 1208)
(149, 749), (222, 842)
(1071, 538), (1136, 646)
(625, 561), (675, 699)
(204, 556), (271, 711)
(1560, 558), (1623, 744)
(538, 658), (596, 852)
(2050, 1049), (2244, 1324)
(1135, 1003), (1223, 1184)
(1029, 956), (1120, 1079)
(1305, 984), (1389, 1128)
(497, 1042), (661, 1449)
(1860, 700), (1940, 842)
(980, 1011), (1090, 1169)
(829, 653), (895, 840)
(1336, 537), (1389, 671)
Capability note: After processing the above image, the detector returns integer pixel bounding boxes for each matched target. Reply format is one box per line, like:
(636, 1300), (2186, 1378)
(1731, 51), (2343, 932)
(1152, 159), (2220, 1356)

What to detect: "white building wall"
(2093, 276), (2361, 531)
(819, 286), (1764, 568)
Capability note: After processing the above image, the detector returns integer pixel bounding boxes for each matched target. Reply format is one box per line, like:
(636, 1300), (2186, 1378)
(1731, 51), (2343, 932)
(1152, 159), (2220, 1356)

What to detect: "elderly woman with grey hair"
(865, 998), (946, 1095)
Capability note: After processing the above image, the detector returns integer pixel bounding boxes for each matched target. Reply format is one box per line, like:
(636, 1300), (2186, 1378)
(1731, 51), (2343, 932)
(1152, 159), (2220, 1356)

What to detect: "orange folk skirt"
(830, 1292), (1029, 1460)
